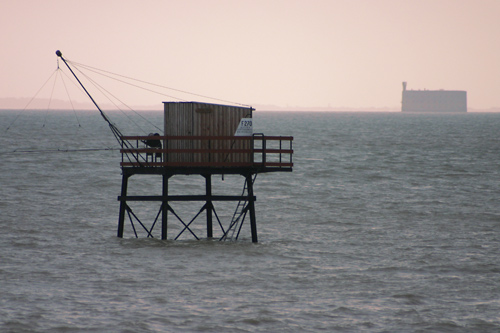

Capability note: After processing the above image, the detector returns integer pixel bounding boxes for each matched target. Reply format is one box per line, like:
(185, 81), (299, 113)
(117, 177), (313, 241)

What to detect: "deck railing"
(119, 134), (293, 170)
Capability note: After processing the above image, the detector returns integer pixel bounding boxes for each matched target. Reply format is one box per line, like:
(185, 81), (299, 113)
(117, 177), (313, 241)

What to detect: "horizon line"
(1, 97), (499, 112)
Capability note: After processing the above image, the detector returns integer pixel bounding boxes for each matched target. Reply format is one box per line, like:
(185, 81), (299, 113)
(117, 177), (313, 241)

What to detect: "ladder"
(221, 174), (257, 241)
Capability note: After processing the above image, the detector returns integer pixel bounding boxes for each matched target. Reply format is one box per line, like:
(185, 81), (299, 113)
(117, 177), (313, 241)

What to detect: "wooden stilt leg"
(162, 173), (169, 240)
(205, 174), (213, 238)
(246, 174), (258, 243)
(117, 173), (129, 238)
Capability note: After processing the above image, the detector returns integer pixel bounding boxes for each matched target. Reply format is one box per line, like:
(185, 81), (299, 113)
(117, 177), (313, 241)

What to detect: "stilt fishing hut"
(56, 50), (293, 242)
(118, 102), (293, 242)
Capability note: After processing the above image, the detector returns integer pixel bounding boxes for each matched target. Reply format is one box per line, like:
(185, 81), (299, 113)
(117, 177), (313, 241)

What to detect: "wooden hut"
(163, 102), (253, 164)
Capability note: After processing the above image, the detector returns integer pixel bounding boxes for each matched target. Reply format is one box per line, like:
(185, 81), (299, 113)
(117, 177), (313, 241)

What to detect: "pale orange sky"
(1, 0), (499, 109)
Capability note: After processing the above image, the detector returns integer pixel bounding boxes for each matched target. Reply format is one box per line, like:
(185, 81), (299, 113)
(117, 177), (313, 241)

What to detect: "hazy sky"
(1, 0), (499, 109)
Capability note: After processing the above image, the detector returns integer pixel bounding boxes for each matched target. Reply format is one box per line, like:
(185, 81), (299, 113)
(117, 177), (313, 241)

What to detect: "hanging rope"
(59, 69), (82, 127)
(0, 147), (119, 156)
(5, 70), (58, 132)
(42, 69), (60, 128)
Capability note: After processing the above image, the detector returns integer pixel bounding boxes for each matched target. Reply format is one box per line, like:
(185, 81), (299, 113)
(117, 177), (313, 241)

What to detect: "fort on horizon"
(401, 82), (467, 112)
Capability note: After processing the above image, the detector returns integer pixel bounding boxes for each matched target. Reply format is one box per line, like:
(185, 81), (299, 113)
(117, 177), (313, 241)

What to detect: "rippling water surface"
(1, 110), (500, 332)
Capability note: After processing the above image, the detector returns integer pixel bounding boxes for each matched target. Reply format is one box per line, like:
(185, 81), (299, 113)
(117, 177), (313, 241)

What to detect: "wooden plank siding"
(163, 102), (253, 164)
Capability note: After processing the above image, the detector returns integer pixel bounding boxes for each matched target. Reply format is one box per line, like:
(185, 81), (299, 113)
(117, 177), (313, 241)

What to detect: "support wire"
(70, 60), (253, 108)
(55, 50), (141, 165)
(5, 70), (58, 132)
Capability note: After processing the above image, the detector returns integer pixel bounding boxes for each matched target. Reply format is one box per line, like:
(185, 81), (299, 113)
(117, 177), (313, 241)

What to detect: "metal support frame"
(162, 173), (169, 240)
(204, 174), (213, 238)
(246, 173), (258, 243)
(117, 174), (130, 237)
(117, 168), (259, 242)
(116, 135), (292, 243)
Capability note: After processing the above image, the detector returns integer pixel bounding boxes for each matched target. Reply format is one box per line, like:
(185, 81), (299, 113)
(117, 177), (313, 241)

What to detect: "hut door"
(195, 106), (213, 162)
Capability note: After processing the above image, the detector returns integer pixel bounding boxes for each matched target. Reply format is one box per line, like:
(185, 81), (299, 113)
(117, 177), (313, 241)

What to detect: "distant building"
(401, 82), (467, 112)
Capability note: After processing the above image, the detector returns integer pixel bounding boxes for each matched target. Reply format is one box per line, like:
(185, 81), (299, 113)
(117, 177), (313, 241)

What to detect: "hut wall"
(163, 102), (253, 163)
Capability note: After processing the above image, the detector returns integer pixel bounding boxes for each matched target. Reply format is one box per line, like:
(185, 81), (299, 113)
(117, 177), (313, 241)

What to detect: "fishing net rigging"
(3, 53), (129, 157)
(57, 65), (83, 127)
(0, 147), (118, 156)
(4, 50), (252, 157)
(54, 50), (174, 166)
(5, 70), (59, 132)
(66, 60), (163, 135)
(55, 51), (125, 144)
(56, 50), (251, 137)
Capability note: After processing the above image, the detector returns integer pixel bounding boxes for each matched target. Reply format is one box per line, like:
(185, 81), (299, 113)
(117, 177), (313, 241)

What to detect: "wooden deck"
(119, 135), (293, 173)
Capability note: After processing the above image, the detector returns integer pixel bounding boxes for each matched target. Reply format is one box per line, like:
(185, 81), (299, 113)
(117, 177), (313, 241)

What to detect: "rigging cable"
(70, 63), (161, 134)
(0, 148), (119, 156)
(70, 60), (253, 108)
(71, 60), (188, 102)
(5, 70), (58, 132)
(41, 63), (116, 151)
(42, 68), (60, 128)
(56, 50), (143, 166)
(56, 57), (155, 133)
(59, 68), (82, 127)
(56, 51), (120, 139)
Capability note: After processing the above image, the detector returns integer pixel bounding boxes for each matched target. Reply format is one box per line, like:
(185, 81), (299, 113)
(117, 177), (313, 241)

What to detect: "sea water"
(1, 110), (500, 332)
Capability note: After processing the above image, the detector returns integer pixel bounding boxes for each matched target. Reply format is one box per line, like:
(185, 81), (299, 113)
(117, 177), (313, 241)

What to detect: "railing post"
(262, 137), (267, 166)
(279, 137), (282, 166)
